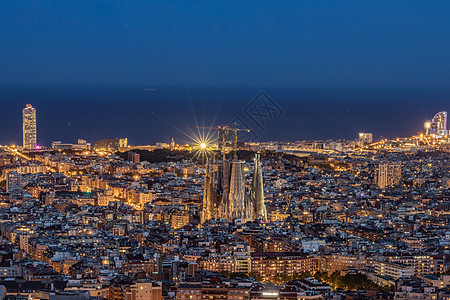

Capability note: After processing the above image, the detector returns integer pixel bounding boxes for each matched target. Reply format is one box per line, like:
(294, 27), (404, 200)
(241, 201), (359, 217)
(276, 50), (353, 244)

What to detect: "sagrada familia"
(201, 154), (267, 223)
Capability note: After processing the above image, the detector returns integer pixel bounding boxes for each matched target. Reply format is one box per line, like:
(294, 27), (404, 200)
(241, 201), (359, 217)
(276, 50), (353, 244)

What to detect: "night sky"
(1, 1), (450, 145)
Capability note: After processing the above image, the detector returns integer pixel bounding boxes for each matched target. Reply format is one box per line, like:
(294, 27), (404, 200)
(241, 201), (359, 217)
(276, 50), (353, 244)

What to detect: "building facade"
(6, 171), (22, 192)
(375, 163), (401, 188)
(23, 104), (37, 150)
(202, 155), (267, 223)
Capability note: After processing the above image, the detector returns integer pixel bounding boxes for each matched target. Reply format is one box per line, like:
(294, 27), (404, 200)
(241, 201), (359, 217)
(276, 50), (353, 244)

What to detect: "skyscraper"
(432, 111), (448, 137)
(23, 104), (37, 150)
(425, 111), (448, 137)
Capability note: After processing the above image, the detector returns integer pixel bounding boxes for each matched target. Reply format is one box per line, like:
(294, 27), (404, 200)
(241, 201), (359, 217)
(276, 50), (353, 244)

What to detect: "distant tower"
(432, 111), (448, 137)
(425, 111), (448, 137)
(253, 154), (267, 220)
(170, 137), (175, 151)
(227, 161), (247, 220)
(201, 161), (216, 223)
(23, 104), (37, 150)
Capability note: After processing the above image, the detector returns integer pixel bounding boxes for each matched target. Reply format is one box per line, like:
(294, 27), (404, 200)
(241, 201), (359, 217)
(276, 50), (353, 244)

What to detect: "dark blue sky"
(1, 2), (450, 145)
(2, 1), (450, 87)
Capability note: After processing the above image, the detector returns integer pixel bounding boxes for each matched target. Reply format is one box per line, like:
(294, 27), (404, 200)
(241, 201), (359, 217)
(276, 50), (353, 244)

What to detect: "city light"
(262, 292), (279, 296)
(3, 4), (450, 298)
(190, 138), (213, 163)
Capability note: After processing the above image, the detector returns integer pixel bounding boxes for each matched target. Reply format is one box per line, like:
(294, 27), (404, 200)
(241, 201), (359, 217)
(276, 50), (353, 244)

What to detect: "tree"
(293, 271), (312, 280)
(248, 272), (263, 282)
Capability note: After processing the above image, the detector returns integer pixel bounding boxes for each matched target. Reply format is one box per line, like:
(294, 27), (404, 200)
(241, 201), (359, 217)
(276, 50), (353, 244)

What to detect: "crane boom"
(197, 123), (251, 160)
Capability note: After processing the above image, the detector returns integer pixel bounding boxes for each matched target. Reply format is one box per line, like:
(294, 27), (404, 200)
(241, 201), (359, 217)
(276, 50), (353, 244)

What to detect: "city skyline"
(3, 87), (450, 147)
(1, 2), (450, 298)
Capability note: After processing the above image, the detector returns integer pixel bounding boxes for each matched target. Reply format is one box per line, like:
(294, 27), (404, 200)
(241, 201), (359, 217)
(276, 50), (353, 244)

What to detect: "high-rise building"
(253, 154), (267, 219)
(425, 111), (448, 137)
(432, 111), (448, 137)
(7, 171), (22, 192)
(201, 162), (216, 223)
(23, 104), (37, 150)
(375, 163), (401, 189)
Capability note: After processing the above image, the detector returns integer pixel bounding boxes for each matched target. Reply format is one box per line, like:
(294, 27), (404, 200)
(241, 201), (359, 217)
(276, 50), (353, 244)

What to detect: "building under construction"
(201, 125), (266, 223)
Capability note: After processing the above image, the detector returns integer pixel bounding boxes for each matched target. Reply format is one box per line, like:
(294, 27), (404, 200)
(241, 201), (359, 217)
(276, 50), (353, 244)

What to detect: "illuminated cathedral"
(201, 154), (267, 223)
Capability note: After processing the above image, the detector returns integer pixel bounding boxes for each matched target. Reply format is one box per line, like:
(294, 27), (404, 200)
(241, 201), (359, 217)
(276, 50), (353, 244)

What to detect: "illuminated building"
(374, 261), (414, 279)
(128, 151), (140, 164)
(6, 171), (22, 192)
(23, 104), (37, 150)
(217, 126), (231, 157)
(170, 210), (190, 229)
(52, 139), (91, 150)
(201, 155), (267, 223)
(386, 255), (432, 275)
(320, 254), (364, 274)
(93, 138), (128, 151)
(249, 285), (313, 300)
(432, 111), (448, 137)
(375, 163), (401, 189)
(125, 282), (162, 300)
(108, 285), (124, 300)
(176, 283), (248, 300)
(252, 154), (267, 220)
(155, 142), (169, 148)
(425, 111), (448, 137)
(221, 160), (252, 221)
(198, 255), (235, 273)
(201, 163), (216, 223)
(358, 132), (373, 144)
(424, 121), (432, 135)
(250, 252), (320, 281)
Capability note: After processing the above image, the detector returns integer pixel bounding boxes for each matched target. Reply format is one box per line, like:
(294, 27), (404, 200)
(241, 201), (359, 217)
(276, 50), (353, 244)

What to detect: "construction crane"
(197, 123), (250, 160)
(229, 122), (251, 154)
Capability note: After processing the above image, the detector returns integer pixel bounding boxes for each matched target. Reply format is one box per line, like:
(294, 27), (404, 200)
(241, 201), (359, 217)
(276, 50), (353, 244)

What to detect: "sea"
(0, 85), (449, 146)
